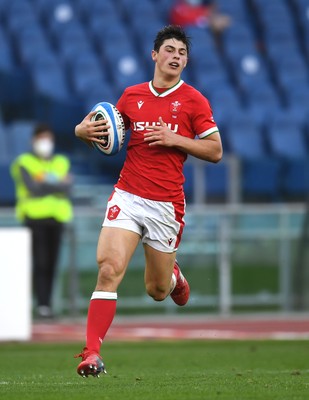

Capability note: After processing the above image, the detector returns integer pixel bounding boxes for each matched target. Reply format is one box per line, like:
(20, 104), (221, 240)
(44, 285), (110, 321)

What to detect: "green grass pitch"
(0, 340), (308, 400)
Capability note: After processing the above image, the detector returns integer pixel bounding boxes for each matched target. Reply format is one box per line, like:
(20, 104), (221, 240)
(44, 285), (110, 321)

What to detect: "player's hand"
(143, 117), (176, 147)
(75, 111), (111, 144)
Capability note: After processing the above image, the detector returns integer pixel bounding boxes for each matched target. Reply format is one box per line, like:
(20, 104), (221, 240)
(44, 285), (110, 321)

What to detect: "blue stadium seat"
(156, 0), (174, 22)
(0, 161), (16, 205)
(6, 120), (35, 160)
(82, 82), (118, 115)
(225, 114), (266, 160)
(0, 28), (14, 73)
(33, 0), (74, 23)
(53, 20), (89, 46)
(282, 159), (309, 198)
(31, 56), (84, 139)
(294, 1), (309, 57)
(103, 43), (148, 96)
(267, 112), (308, 160)
(285, 86), (309, 126)
(183, 160), (228, 203)
(69, 53), (109, 97)
(4, 0), (37, 36)
(252, 0), (291, 18)
(274, 56), (309, 95)
(263, 23), (298, 48)
(245, 84), (282, 128)
(226, 49), (271, 94)
(0, 26), (31, 107)
(196, 70), (231, 96)
(15, 24), (51, 66)
(205, 162), (228, 200)
(242, 158), (282, 201)
(87, 14), (125, 46)
(31, 57), (69, 100)
(119, 0), (159, 20)
(284, 105), (309, 130)
(209, 86), (243, 152)
(183, 162), (194, 203)
(57, 40), (94, 67)
(217, 0), (250, 20)
(222, 23), (257, 52)
(50, 20), (90, 60)
(184, 26), (215, 46)
(224, 109), (282, 200)
(265, 39), (301, 70)
(92, 21), (134, 57)
(223, 27), (257, 63)
(131, 16), (165, 47)
(0, 122), (8, 162)
(76, 0), (118, 23)
(193, 46), (231, 92)
(119, 0), (162, 43)
(259, 10), (295, 34)
(0, 0), (11, 19)
(43, 3), (83, 48)
(252, 0), (301, 78)
(95, 16), (128, 40)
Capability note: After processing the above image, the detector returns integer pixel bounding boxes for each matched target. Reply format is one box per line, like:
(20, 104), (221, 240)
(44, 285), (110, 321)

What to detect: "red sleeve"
(192, 94), (218, 138)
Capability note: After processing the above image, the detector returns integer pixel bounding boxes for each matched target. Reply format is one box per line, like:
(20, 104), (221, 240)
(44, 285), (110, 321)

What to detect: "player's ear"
(151, 50), (157, 61)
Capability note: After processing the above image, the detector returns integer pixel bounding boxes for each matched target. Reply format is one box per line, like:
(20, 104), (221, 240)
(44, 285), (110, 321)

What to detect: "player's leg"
(144, 245), (190, 306)
(170, 259), (191, 306)
(144, 245), (176, 301)
(142, 197), (190, 306)
(76, 226), (140, 377)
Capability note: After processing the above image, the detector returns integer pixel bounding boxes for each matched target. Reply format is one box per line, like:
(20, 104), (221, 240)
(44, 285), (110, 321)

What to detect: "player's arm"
(172, 130), (222, 163)
(144, 117), (223, 163)
(75, 111), (110, 147)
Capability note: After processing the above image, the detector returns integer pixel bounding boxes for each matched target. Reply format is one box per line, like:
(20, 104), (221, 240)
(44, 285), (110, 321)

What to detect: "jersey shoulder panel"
(181, 82), (210, 104)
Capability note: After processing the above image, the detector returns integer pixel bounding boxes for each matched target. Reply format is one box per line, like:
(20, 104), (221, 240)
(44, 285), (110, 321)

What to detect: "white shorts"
(102, 188), (186, 252)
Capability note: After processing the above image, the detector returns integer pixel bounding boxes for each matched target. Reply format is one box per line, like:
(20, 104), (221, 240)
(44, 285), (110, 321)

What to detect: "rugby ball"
(90, 102), (125, 156)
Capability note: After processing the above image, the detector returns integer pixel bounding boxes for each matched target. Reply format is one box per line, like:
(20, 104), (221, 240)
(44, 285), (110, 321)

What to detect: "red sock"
(85, 292), (117, 354)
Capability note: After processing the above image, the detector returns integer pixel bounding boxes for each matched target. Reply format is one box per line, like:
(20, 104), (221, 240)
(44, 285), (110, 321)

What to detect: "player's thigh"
(143, 243), (176, 288)
(97, 227), (140, 273)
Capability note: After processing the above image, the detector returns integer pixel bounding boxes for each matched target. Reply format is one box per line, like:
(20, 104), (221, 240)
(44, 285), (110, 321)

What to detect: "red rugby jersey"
(115, 80), (219, 202)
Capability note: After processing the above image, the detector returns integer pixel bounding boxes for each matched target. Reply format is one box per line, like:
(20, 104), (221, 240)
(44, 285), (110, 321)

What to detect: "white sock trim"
(91, 291), (117, 300)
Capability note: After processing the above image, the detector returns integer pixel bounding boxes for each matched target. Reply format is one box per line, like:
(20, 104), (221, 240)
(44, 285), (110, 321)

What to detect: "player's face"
(152, 38), (188, 79)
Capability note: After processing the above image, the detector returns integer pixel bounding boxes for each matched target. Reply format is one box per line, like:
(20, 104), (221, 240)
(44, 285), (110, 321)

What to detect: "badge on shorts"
(107, 205), (121, 220)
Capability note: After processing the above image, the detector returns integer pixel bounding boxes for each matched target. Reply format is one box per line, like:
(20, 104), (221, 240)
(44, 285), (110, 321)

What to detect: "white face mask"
(33, 138), (54, 158)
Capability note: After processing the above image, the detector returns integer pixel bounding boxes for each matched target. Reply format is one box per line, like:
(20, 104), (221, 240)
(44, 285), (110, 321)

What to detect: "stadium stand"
(0, 0), (309, 205)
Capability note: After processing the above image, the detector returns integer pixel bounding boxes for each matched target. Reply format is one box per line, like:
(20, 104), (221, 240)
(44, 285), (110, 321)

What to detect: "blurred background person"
(170, 0), (231, 35)
(10, 123), (73, 319)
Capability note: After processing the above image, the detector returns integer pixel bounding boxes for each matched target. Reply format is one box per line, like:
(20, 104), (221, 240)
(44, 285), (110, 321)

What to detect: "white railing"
(1, 200), (306, 315)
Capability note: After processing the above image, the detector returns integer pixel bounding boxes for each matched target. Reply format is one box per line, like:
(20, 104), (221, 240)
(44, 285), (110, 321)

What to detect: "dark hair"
(33, 123), (53, 137)
(154, 25), (191, 55)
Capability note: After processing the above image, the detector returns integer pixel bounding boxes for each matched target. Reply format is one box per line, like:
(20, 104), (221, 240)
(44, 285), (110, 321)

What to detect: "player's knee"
(146, 282), (169, 302)
(97, 257), (123, 284)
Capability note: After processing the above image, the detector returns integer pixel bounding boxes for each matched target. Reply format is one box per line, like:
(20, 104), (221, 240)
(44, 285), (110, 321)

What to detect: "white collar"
(149, 80), (184, 97)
